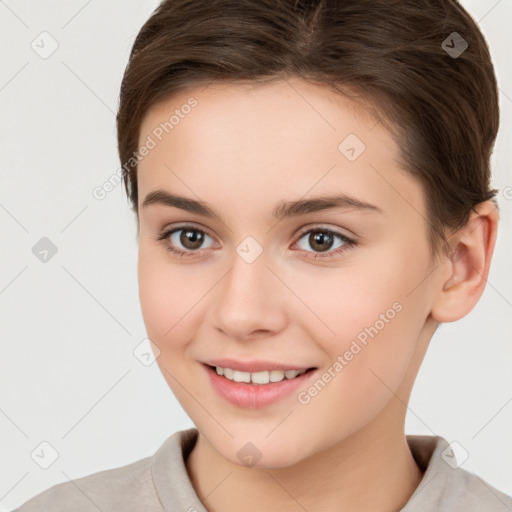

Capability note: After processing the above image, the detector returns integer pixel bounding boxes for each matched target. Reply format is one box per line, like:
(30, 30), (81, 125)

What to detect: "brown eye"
(307, 231), (335, 252)
(158, 225), (216, 256)
(179, 228), (205, 250)
(293, 227), (354, 259)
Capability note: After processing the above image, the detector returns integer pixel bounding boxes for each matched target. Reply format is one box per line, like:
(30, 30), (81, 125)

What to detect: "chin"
(212, 434), (311, 470)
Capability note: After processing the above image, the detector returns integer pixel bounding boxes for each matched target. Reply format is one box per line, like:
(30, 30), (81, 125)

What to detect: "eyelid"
(161, 222), (217, 243)
(293, 223), (356, 242)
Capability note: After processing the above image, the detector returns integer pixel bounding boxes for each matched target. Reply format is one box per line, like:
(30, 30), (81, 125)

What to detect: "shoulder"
(442, 466), (512, 511)
(12, 429), (199, 512)
(13, 452), (160, 512)
(405, 434), (512, 511)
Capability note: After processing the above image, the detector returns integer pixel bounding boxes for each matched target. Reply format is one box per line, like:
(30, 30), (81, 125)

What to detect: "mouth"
(202, 362), (319, 409)
(204, 363), (317, 385)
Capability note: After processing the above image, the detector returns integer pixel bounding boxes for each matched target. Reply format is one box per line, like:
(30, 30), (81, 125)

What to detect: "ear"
(431, 200), (499, 323)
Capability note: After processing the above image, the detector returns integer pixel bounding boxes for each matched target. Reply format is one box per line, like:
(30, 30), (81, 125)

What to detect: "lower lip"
(203, 364), (317, 409)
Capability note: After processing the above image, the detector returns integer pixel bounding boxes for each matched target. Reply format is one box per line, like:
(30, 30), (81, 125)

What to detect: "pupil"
(310, 231), (332, 252)
(181, 229), (204, 249)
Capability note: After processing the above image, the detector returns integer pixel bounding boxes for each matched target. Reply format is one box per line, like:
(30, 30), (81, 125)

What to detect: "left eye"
(294, 228), (352, 255)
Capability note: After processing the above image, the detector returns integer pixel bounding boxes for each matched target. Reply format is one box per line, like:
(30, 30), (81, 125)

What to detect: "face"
(136, 78), (440, 468)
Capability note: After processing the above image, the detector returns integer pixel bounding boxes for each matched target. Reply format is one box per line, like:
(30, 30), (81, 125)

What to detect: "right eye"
(157, 225), (217, 258)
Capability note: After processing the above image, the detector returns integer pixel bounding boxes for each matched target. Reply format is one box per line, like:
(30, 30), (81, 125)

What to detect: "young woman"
(15, 0), (512, 510)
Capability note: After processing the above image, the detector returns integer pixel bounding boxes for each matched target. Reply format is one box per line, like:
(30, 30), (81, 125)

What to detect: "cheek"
(289, 247), (430, 398)
(137, 249), (206, 403)
(137, 247), (200, 345)
(285, 260), (410, 349)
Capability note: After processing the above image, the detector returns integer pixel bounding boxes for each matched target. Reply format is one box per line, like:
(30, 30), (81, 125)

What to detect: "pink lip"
(202, 363), (317, 409)
(203, 358), (314, 373)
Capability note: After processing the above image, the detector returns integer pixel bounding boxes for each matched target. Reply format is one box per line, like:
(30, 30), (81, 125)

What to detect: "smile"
(202, 363), (318, 409)
(212, 365), (308, 385)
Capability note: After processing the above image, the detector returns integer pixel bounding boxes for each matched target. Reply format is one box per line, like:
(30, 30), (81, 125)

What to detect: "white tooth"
(251, 371), (270, 384)
(269, 370), (286, 382)
(218, 366), (307, 384)
(223, 367), (235, 380)
(233, 370), (251, 383)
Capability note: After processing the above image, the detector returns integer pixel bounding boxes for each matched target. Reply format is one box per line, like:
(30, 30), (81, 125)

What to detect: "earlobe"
(430, 200), (499, 323)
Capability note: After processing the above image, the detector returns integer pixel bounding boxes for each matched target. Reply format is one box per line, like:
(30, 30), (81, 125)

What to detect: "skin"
(135, 77), (498, 511)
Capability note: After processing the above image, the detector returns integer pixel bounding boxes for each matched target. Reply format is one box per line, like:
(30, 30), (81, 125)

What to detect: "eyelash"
(155, 224), (356, 260)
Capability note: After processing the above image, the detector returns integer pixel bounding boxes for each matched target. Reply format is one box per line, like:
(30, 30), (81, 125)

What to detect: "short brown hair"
(116, 0), (499, 256)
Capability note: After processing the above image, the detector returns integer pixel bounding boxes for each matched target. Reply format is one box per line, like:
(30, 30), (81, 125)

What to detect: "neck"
(186, 402), (424, 511)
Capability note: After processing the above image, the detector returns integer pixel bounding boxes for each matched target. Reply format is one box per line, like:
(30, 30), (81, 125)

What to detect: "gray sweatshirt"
(12, 428), (512, 511)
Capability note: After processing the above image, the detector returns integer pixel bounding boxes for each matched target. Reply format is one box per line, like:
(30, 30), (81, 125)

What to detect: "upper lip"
(203, 358), (316, 373)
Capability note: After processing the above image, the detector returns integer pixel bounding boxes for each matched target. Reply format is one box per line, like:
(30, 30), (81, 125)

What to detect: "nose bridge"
(212, 238), (285, 338)
(227, 244), (267, 299)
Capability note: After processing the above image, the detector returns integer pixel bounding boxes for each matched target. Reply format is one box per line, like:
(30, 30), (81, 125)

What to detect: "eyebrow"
(141, 189), (382, 220)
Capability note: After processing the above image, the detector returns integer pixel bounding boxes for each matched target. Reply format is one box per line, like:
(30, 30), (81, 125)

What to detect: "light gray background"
(1, 1), (511, 509)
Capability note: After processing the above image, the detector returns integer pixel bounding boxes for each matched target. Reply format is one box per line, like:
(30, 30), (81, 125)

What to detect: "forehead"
(136, 78), (425, 223)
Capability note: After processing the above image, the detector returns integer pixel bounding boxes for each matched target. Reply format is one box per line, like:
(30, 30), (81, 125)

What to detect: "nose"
(211, 246), (287, 341)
